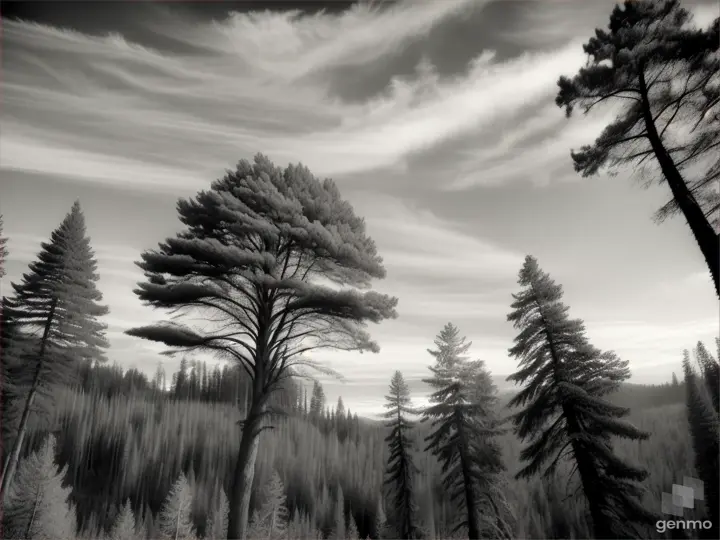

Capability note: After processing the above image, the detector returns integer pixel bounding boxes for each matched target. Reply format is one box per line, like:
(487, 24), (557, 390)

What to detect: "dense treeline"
(1, 1), (718, 539)
(0, 355), (710, 540)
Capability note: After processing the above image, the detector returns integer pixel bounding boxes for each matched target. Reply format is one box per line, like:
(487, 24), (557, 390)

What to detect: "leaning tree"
(127, 154), (398, 540)
(557, 0), (720, 296)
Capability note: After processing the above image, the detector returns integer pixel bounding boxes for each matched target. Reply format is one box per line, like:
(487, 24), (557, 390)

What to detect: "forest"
(0, 1), (719, 539)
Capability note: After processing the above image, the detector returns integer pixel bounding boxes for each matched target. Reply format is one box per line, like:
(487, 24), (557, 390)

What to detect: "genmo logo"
(656, 520), (713, 534)
(656, 476), (713, 534)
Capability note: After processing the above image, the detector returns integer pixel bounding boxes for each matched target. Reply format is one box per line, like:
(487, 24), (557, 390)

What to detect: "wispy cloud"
(2, 0), (717, 417)
(1, 6), (588, 187)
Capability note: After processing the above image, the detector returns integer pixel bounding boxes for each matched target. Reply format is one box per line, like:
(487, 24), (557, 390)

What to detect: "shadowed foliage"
(557, 0), (720, 296)
(382, 371), (420, 539)
(506, 256), (657, 539)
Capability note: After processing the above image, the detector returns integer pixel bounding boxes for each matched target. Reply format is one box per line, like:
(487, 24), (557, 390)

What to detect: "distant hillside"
(494, 380), (686, 415)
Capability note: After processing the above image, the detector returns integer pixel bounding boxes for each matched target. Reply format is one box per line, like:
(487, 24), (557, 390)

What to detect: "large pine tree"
(422, 323), (513, 540)
(682, 343), (719, 539)
(126, 155), (397, 539)
(382, 370), (419, 539)
(0, 201), (109, 500)
(507, 256), (656, 539)
(556, 0), (720, 296)
(1, 435), (76, 540)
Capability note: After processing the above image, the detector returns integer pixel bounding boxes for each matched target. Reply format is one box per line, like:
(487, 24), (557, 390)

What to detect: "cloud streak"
(2, 0), (718, 416)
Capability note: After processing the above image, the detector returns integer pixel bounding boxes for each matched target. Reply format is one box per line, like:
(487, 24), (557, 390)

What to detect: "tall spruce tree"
(422, 323), (513, 540)
(381, 370), (420, 539)
(0, 201), (108, 500)
(1, 435), (76, 540)
(682, 343), (719, 539)
(557, 0), (720, 296)
(126, 155), (397, 539)
(507, 256), (656, 539)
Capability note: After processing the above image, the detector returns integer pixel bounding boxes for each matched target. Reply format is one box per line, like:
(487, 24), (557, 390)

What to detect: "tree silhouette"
(423, 323), (513, 539)
(125, 154), (397, 539)
(382, 371), (420, 539)
(557, 0), (720, 296)
(507, 256), (657, 538)
(0, 201), (108, 500)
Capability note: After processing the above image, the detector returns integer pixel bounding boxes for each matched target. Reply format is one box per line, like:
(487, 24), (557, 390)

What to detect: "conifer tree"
(126, 155), (397, 539)
(347, 509), (360, 540)
(382, 370), (419, 539)
(158, 473), (196, 540)
(1, 435), (76, 540)
(694, 340), (719, 413)
(206, 487), (229, 540)
(249, 470), (289, 540)
(422, 323), (512, 539)
(0, 201), (109, 500)
(110, 499), (137, 540)
(507, 256), (656, 539)
(683, 345), (719, 539)
(557, 0), (720, 296)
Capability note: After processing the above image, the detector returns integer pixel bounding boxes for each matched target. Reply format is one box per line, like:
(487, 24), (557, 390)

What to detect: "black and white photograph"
(0, 0), (718, 538)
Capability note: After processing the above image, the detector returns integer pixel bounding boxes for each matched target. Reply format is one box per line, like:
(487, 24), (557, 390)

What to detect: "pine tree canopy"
(556, 0), (720, 293)
(507, 255), (657, 538)
(126, 154), (397, 404)
(4, 201), (109, 385)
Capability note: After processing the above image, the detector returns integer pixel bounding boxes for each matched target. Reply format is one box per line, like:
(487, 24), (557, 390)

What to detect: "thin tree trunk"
(638, 67), (720, 297)
(457, 429), (480, 540)
(227, 400), (266, 540)
(0, 298), (56, 502)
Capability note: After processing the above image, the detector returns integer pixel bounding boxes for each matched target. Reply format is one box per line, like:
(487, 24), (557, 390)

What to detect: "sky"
(1, 0), (718, 417)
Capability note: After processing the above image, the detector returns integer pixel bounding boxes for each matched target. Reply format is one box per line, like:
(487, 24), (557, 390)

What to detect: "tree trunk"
(227, 400), (266, 540)
(457, 430), (480, 540)
(638, 68), (720, 297)
(0, 298), (56, 502)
